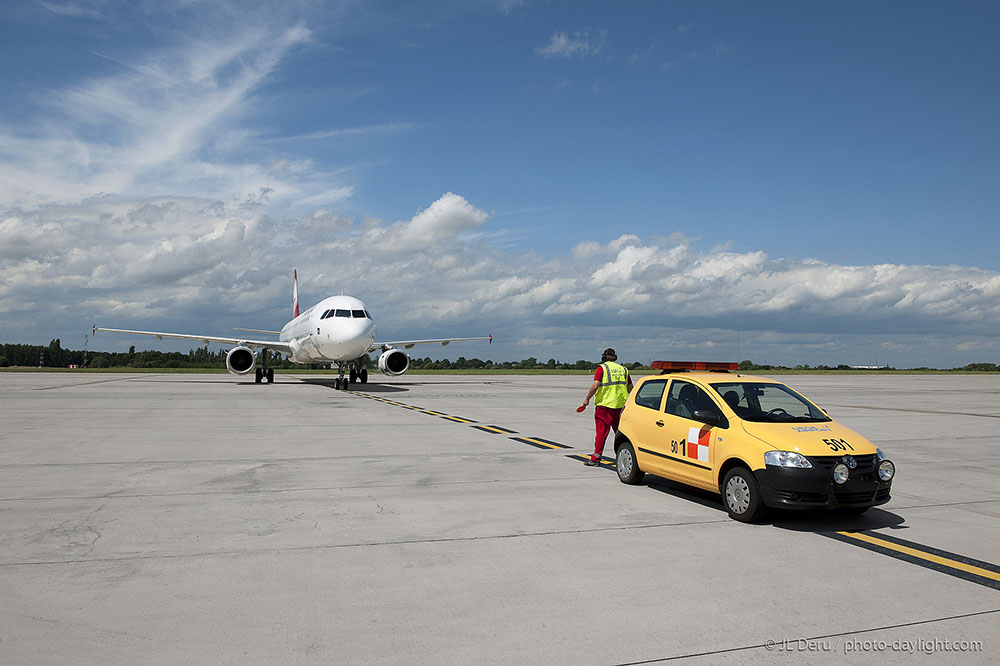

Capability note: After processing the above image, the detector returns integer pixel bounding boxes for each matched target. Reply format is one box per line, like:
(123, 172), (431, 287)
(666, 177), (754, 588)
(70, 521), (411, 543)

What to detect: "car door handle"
(655, 420), (664, 427)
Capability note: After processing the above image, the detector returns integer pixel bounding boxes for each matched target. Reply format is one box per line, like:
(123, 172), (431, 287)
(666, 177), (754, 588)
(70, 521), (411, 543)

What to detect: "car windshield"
(711, 382), (831, 423)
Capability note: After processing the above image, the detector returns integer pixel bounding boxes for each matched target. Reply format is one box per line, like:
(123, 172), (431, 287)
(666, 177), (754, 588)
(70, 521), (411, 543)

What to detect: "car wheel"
(616, 442), (644, 485)
(722, 467), (765, 523)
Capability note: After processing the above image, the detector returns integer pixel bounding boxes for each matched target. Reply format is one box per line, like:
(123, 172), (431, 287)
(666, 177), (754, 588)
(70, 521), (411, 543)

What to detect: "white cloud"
(362, 193), (491, 253)
(0, 20), (315, 207)
(5, 177), (1000, 368)
(36, 1), (103, 18)
(535, 30), (606, 58)
(270, 123), (423, 142)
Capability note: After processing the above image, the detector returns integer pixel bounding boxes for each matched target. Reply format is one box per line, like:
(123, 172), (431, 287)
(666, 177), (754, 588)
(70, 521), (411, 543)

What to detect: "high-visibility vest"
(594, 361), (629, 409)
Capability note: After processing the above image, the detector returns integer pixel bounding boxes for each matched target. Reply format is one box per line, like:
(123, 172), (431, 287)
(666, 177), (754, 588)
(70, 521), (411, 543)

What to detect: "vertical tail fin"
(293, 269), (299, 318)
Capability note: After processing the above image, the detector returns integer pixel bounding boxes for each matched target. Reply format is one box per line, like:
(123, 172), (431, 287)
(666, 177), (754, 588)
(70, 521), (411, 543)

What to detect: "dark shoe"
(584, 458), (600, 466)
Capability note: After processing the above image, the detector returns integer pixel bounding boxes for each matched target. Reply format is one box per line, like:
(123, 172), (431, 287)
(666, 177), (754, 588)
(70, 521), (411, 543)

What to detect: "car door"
(659, 379), (728, 489)
(624, 378), (671, 475)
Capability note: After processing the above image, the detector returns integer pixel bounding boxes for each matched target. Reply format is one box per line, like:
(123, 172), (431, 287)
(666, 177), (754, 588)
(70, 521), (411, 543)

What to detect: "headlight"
(878, 460), (895, 481)
(765, 451), (813, 468)
(875, 447), (887, 461)
(833, 463), (849, 484)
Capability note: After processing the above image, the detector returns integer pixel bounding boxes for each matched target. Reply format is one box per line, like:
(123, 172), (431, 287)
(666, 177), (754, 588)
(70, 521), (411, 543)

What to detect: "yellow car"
(614, 361), (895, 522)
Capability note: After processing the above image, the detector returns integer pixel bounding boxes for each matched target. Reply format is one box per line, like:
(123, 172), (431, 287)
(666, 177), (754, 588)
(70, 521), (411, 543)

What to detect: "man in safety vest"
(580, 347), (633, 466)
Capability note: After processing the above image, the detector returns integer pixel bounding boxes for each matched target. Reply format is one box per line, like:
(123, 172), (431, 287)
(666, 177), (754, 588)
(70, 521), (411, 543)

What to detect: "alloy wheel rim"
(726, 476), (750, 514)
(618, 450), (632, 477)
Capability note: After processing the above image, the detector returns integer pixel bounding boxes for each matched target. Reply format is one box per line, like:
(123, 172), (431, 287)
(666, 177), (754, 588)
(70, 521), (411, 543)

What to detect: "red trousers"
(592, 405), (622, 460)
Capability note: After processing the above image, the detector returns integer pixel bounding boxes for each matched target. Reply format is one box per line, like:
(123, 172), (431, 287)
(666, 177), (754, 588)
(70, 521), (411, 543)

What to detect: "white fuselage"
(280, 295), (377, 364)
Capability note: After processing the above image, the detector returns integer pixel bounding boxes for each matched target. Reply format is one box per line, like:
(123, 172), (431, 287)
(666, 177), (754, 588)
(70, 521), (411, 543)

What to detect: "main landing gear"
(255, 351), (274, 384)
(332, 359), (368, 390)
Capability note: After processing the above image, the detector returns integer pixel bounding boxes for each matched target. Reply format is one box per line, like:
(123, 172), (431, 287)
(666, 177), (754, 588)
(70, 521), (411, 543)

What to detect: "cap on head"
(601, 347), (617, 362)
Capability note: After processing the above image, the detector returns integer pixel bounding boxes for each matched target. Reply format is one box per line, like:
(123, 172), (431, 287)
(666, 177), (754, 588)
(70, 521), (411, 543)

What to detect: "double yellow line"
(831, 530), (1000, 590)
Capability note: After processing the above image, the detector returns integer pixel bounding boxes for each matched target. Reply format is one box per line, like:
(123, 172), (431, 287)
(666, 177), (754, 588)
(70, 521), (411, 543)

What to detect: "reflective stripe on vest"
(594, 362), (629, 409)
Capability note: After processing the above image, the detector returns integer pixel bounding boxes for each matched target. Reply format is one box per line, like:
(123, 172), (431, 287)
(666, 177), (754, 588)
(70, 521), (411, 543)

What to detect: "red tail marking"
(293, 269), (300, 318)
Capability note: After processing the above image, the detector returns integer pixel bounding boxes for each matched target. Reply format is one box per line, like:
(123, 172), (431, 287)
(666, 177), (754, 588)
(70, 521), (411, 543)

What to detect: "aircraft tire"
(360, 369), (368, 384)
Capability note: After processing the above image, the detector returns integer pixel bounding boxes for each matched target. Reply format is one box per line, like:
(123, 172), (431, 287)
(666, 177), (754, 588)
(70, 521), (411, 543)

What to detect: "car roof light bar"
(651, 361), (739, 373)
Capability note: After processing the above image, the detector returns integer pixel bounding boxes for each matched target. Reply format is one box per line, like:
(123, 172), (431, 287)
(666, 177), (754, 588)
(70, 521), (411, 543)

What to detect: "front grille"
(808, 454), (876, 479)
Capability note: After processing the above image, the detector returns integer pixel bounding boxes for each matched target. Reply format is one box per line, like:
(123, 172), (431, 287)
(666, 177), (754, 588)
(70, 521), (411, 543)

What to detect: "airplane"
(94, 270), (491, 389)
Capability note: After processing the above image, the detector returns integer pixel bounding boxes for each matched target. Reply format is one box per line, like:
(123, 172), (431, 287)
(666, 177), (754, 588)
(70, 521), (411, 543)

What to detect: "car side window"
(666, 380), (726, 426)
(634, 379), (667, 410)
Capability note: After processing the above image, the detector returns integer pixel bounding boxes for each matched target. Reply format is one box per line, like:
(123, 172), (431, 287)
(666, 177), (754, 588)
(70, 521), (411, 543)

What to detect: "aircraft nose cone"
(322, 317), (375, 359)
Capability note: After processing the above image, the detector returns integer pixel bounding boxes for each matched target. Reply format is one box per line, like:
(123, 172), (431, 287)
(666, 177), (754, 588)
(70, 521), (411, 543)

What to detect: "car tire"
(722, 467), (765, 523)
(616, 442), (644, 485)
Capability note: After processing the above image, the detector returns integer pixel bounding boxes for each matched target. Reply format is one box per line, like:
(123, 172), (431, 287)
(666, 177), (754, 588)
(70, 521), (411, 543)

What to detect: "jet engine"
(378, 348), (409, 376)
(226, 346), (256, 375)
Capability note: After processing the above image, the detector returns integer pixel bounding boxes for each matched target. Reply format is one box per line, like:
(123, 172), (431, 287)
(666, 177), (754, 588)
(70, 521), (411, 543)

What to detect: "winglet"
(489, 333), (493, 344)
(293, 269), (299, 318)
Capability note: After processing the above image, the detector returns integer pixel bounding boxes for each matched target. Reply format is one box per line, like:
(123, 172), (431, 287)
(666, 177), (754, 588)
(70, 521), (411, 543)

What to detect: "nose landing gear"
(332, 360), (369, 390)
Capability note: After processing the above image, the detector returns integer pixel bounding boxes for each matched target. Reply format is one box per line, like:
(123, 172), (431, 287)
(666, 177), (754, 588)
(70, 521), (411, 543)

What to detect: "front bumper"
(756, 455), (892, 509)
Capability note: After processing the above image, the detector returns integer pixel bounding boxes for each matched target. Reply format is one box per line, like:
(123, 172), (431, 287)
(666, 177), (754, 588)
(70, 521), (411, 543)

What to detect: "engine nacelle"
(226, 346), (256, 375)
(378, 348), (409, 376)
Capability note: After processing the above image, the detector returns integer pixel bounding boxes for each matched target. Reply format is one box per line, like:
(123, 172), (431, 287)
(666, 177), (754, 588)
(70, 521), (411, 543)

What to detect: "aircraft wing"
(369, 335), (492, 351)
(94, 327), (293, 354)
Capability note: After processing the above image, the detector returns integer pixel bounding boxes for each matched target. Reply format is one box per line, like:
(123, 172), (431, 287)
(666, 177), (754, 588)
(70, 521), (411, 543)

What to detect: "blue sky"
(1, 0), (999, 368)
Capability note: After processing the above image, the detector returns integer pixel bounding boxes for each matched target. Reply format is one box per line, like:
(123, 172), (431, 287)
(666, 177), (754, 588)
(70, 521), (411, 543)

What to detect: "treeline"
(738, 360), (1000, 372)
(0, 342), (642, 371)
(1, 341), (997, 372)
(0, 340), (297, 370)
(1, 340), (88, 368)
(406, 356), (646, 371)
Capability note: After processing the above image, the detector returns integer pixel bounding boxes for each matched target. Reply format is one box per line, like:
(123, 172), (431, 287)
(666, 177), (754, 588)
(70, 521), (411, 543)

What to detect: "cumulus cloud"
(4, 184), (1000, 368)
(297, 210), (353, 243)
(535, 30), (606, 58)
(362, 193), (491, 253)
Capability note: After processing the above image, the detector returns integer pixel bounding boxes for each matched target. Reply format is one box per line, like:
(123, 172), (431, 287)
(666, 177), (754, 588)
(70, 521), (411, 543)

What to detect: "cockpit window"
(712, 382), (830, 423)
(364, 310), (373, 319)
(351, 310), (366, 318)
(320, 310), (332, 319)
(335, 309), (350, 317)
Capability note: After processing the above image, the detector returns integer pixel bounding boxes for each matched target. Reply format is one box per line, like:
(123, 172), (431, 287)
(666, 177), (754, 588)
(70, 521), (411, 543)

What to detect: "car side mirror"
(693, 410), (726, 428)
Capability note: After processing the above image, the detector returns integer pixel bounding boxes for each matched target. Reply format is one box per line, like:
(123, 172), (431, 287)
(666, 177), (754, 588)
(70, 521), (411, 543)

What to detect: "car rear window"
(634, 379), (667, 410)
